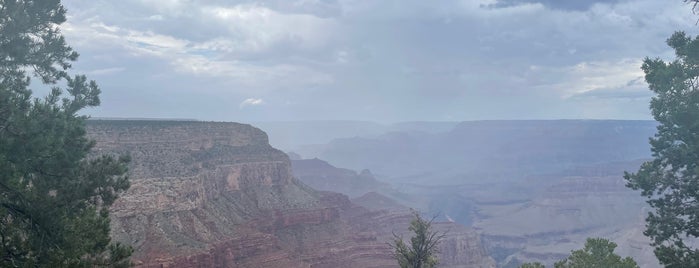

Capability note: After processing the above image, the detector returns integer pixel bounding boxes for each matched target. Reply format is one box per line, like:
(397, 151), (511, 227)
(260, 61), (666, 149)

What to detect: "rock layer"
(291, 158), (390, 198)
(473, 175), (657, 267)
(87, 120), (494, 267)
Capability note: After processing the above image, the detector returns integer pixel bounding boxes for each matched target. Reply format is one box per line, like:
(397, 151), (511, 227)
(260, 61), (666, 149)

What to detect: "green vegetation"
(390, 211), (445, 268)
(553, 238), (638, 268)
(0, 0), (131, 266)
(624, 31), (699, 267)
(519, 238), (638, 268)
(519, 262), (545, 268)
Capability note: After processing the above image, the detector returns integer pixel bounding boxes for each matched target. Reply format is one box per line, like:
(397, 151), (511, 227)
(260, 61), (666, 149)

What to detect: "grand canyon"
(6, 1), (698, 267)
(87, 120), (495, 267)
(84, 119), (661, 267)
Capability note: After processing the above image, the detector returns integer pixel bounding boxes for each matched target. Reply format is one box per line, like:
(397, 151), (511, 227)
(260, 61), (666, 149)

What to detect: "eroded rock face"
(87, 120), (493, 267)
(291, 158), (390, 198)
(473, 175), (658, 267)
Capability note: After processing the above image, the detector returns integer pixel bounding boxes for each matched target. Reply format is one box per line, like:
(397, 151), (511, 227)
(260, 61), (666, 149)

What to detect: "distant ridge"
(89, 117), (199, 121)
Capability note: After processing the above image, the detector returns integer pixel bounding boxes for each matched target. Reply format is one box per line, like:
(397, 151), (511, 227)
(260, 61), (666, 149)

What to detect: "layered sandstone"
(87, 120), (493, 267)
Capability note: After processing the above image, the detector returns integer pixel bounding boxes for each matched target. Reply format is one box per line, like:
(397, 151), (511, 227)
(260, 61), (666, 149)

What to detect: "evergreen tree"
(520, 238), (638, 268)
(519, 262), (545, 268)
(624, 31), (699, 267)
(0, 0), (132, 266)
(390, 211), (445, 268)
(553, 238), (638, 268)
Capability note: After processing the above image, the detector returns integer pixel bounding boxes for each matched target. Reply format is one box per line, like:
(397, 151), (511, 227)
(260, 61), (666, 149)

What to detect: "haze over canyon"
(83, 119), (660, 267)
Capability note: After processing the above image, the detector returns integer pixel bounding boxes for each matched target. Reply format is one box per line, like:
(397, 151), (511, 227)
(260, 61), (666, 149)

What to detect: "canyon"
(270, 120), (661, 267)
(87, 120), (495, 267)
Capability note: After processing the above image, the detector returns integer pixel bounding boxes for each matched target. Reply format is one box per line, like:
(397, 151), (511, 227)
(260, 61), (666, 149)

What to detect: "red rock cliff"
(87, 120), (494, 267)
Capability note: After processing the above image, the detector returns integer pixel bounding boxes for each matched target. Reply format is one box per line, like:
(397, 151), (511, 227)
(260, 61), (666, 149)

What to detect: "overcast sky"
(59, 0), (696, 122)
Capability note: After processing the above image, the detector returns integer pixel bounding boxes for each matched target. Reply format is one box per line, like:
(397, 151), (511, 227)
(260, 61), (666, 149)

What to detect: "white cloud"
(172, 55), (333, 89)
(63, 15), (334, 90)
(556, 59), (646, 98)
(201, 4), (337, 53)
(146, 14), (164, 21)
(64, 21), (189, 57)
(136, 0), (190, 16)
(124, 30), (189, 54)
(239, 98), (265, 109)
(85, 67), (125, 76)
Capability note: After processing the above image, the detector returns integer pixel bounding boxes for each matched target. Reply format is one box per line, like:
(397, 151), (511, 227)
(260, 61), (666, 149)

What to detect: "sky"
(57, 0), (697, 123)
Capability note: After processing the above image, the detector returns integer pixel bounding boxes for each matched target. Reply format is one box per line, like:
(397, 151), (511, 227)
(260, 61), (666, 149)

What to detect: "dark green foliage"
(624, 31), (699, 267)
(0, 0), (77, 84)
(519, 262), (545, 268)
(0, 0), (131, 266)
(553, 238), (639, 268)
(519, 238), (638, 268)
(389, 211), (445, 268)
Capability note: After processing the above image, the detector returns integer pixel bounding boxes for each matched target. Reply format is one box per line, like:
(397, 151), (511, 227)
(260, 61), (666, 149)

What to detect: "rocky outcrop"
(87, 120), (493, 267)
(291, 158), (390, 198)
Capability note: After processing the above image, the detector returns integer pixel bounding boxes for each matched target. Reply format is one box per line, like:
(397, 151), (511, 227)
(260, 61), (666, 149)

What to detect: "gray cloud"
(494, 0), (622, 11)
(59, 0), (695, 122)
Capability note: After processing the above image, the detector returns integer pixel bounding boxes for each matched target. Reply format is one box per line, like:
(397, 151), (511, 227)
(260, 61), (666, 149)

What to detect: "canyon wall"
(283, 120), (660, 267)
(473, 174), (657, 267)
(87, 120), (494, 267)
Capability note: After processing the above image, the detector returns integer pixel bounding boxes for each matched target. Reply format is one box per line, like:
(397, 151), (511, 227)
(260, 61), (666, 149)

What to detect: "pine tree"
(519, 262), (545, 268)
(390, 211), (445, 268)
(553, 238), (638, 268)
(624, 31), (699, 268)
(519, 238), (638, 268)
(0, 0), (132, 266)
